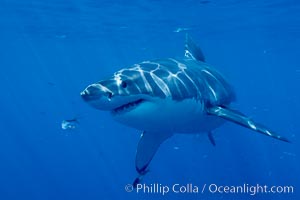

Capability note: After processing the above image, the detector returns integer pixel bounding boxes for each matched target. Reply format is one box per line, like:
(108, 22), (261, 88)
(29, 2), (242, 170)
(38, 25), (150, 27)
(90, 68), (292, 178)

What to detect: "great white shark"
(81, 35), (289, 184)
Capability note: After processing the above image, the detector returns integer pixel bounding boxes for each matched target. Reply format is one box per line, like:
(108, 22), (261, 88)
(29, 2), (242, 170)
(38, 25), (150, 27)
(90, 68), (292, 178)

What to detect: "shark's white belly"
(112, 98), (225, 133)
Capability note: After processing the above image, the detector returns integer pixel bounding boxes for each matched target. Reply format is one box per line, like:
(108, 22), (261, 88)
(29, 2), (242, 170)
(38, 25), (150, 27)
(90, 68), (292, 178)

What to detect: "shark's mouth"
(112, 99), (145, 114)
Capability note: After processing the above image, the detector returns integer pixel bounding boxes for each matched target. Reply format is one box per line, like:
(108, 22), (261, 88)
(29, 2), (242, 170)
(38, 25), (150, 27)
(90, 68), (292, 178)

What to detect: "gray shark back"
(118, 57), (235, 106)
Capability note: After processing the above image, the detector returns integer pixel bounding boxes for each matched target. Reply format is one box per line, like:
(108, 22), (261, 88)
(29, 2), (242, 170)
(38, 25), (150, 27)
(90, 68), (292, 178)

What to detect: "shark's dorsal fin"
(207, 106), (290, 143)
(135, 131), (172, 175)
(185, 34), (205, 62)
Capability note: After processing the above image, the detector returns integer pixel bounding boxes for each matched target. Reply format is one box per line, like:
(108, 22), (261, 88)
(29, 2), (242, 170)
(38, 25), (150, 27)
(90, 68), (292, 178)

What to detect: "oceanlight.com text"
(207, 183), (294, 196)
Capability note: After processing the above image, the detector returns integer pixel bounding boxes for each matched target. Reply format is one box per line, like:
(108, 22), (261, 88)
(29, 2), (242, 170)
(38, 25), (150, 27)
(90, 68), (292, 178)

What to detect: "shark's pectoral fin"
(208, 131), (216, 146)
(135, 131), (172, 174)
(207, 106), (290, 143)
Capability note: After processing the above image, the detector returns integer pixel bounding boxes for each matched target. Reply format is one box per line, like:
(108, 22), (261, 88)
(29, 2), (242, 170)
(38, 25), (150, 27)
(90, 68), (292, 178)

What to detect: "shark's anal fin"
(135, 131), (172, 175)
(185, 34), (205, 62)
(208, 131), (216, 146)
(207, 106), (290, 143)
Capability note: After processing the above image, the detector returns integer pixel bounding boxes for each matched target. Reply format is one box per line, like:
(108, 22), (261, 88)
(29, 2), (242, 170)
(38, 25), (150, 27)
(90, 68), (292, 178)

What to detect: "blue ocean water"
(0, 0), (299, 199)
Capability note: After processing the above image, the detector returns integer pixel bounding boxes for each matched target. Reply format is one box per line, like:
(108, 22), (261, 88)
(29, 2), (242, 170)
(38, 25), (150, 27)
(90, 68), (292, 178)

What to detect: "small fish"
(61, 118), (79, 130)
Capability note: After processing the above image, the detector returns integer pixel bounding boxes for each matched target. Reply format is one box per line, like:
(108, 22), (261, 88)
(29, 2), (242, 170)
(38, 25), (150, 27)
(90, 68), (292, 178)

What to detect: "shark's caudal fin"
(207, 106), (290, 143)
(184, 34), (205, 62)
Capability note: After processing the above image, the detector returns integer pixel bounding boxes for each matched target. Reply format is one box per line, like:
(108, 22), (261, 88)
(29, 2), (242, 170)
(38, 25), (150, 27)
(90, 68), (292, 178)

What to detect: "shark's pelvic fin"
(208, 131), (216, 146)
(185, 34), (205, 62)
(207, 106), (290, 143)
(135, 131), (172, 174)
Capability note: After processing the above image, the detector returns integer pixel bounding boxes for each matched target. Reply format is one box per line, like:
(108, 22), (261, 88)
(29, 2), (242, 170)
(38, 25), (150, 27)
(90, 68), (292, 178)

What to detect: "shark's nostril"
(81, 93), (88, 101)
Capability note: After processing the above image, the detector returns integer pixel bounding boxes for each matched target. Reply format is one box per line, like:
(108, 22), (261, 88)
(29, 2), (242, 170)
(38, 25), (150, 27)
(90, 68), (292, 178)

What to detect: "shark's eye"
(121, 81), (127, 88)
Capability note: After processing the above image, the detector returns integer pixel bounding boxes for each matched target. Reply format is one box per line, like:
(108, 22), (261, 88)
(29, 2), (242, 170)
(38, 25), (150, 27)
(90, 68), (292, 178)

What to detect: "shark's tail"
(207, 106), (291, 143)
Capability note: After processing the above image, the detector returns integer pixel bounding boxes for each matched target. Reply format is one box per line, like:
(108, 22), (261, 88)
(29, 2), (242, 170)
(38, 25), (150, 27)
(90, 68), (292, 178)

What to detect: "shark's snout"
(80, 90), (91, 101)
(80, 84), (117, 110)
(81, 84), (106, 102)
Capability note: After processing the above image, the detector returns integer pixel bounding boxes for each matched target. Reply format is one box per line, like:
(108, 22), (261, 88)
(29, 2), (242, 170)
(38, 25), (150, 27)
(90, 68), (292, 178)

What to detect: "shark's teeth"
(112, 99), (144, 114)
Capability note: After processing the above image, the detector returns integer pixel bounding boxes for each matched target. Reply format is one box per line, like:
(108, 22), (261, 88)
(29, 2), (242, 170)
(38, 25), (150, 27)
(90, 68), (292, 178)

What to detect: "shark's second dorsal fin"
(185, 34), (205, 62)
(207, 106), (290, 143)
